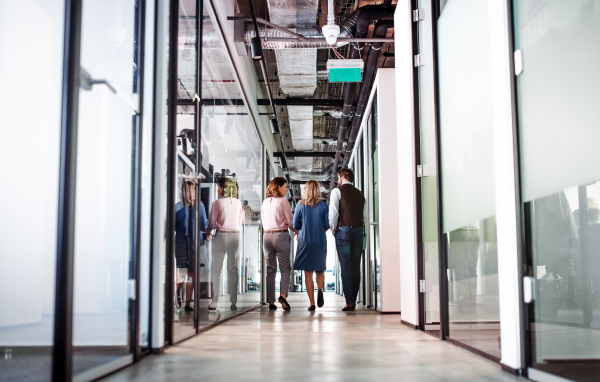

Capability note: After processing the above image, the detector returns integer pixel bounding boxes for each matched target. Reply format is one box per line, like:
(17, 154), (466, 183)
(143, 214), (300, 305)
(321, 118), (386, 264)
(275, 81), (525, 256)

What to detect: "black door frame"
(410, 0), (426, 332)
(410, 0), (445, 339)
(164, 0), (179, 346)
(131, 0), (148, 363)
(52, 0), (83, 379)
(429, 0), (449, 341)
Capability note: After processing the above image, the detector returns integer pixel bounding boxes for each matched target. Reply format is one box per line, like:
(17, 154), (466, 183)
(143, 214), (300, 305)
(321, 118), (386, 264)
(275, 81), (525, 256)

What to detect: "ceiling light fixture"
(270, 118), (280, 134)
(250, 37), (263, 61)
(322, 0), (340, 45)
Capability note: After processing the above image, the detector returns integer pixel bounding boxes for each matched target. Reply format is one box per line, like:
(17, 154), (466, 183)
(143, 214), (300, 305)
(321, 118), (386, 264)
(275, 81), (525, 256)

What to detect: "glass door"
(513, 1), (600, 380)
(416, 0), (440, 332)
(71, 0), (139, 378)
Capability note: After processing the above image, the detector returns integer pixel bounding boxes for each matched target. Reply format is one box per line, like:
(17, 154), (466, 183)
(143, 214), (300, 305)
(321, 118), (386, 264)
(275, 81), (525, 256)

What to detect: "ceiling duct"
(289, 163), (334, 182)
(287, 106), (313, 170)
(267, 0), (319, 171)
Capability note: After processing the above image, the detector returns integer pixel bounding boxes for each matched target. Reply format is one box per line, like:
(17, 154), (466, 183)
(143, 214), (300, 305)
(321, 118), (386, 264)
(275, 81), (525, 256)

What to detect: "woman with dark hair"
(261, 177), (297, 310)
(293, 180), (330, 310)
(207, 176), (243, 311)
(175, 181), (208, 311)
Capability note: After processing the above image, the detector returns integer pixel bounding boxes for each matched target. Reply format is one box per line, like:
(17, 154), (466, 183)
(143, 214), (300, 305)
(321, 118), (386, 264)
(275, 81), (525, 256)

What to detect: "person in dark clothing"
(175, 181), (208, 311)
(329, 168), (365, 312)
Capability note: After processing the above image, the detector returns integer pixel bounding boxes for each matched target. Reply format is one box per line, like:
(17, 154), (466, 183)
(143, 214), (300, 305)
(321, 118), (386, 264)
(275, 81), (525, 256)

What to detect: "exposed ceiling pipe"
(343, 20), (394, 168)
(242, 5), (394, 49)
(243, 32), (395, 49)
(328, 6), (396, 194)
(289, 163), (334, 182)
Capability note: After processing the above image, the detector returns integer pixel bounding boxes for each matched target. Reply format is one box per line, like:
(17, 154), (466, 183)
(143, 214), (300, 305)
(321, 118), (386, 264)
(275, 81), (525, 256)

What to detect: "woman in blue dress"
(292, 180), (330, 310)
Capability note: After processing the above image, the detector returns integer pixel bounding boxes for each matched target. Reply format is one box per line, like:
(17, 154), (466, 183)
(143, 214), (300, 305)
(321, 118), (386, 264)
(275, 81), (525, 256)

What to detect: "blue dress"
(292, 201), (330, 271)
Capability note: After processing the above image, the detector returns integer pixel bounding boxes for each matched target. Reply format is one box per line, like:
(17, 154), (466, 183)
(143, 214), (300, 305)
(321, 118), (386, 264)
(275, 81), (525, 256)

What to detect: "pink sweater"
(208, 197), (243, 231)
(261, 197), (294, 231)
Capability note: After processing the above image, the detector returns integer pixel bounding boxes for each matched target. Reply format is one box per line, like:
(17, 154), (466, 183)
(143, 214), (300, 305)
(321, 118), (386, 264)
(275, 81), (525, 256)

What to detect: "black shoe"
(184, 305), (193, 312)
(230, 304), (237, 310)
(269, 304), (277, 310)
(317, 289), (324, 308)
(278, 295), (291, 311)
(342, 303), (354, 312)
(308, 305), (316, 311)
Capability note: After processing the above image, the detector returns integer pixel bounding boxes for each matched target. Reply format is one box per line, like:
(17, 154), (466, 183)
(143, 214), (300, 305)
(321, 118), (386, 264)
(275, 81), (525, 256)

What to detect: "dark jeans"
(335, 226), (363, 304)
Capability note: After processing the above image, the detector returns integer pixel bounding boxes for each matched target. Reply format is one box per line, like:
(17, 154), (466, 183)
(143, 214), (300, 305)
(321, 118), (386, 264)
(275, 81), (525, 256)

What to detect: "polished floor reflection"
(104, 293), (517, 382)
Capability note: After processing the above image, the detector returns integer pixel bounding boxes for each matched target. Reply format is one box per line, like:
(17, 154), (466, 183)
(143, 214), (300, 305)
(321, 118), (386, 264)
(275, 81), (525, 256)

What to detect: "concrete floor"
(104, 293), (520, 382)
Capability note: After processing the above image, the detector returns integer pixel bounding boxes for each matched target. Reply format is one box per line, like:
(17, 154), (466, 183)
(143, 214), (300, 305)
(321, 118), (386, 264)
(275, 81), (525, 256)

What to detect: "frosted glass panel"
(0, 0), (64, 380)
(515, 0), (600, 202)
(515, 1), (600, 379)
(438, 0), (501, 358)
(438, 0), (496, 233)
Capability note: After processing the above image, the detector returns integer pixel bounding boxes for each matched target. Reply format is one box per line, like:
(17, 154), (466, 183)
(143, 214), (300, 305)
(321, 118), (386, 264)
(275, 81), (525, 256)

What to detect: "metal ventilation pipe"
(242, 5), (393, 49)
(343, 20), (394, 167)
(328, 6), (395, 193)
(289, 163), (334, 182)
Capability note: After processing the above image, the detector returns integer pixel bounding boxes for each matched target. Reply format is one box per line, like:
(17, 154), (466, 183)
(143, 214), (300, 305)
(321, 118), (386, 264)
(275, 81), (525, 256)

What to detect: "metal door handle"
(370, 222), (378, 226)
(80, 66), (117, 93)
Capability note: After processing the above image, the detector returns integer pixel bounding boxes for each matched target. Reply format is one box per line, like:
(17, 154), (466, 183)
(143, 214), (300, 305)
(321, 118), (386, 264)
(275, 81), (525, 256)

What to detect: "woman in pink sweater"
(261, 177), (297, 310)
(207, 177), (243, 311)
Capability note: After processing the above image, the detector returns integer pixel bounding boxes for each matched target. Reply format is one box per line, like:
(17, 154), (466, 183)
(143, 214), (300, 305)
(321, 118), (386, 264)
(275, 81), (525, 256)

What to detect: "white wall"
(395, 1), (419, 326)
(375, 70), (402, 313)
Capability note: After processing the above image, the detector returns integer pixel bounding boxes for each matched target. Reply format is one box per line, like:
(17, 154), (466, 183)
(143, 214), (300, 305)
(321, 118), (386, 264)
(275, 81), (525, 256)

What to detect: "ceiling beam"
(290, 180), (330, 185)
(273, 151), (335, 158)
(176, 99), (345, 107)
(260, 99), (343, 107)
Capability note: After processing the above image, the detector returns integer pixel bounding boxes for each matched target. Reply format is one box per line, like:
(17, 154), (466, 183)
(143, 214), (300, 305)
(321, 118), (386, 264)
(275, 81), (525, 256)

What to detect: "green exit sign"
(327, 59), (364, 83)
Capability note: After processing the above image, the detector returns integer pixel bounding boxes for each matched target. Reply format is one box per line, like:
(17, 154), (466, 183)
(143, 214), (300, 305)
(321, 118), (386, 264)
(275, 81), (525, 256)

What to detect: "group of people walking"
(262, 167), (364, 312)
(174, 167), (364, 313)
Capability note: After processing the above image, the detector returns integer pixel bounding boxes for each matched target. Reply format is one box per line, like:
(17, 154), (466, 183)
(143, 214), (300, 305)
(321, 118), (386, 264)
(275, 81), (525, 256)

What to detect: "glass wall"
(437, 0), (501, 358)
(71, 0), (139, 375)
(514, 0), (600, 380)
(170, 0), (198, 343)
(0, 0), (64, 380)
(168, 1), (263, 338)
(199, 5), (264, 314)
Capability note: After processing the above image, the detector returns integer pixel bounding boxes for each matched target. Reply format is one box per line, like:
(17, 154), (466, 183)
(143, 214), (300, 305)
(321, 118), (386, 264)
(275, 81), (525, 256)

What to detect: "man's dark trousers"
(335, 226), (363, 304)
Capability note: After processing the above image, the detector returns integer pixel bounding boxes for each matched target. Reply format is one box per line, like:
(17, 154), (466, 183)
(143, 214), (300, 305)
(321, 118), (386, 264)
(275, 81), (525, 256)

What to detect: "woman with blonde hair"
(207, 176), (243, 311)
(292, 180), (330, 310)
(261, 177), (297, 310)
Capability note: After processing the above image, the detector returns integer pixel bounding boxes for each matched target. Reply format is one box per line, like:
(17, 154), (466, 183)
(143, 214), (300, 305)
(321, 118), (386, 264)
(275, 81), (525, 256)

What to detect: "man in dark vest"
(329, 168), (365, 311)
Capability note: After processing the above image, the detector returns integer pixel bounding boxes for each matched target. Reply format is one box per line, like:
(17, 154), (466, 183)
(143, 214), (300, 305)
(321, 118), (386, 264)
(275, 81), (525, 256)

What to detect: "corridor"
(105, 293), (518, 382)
